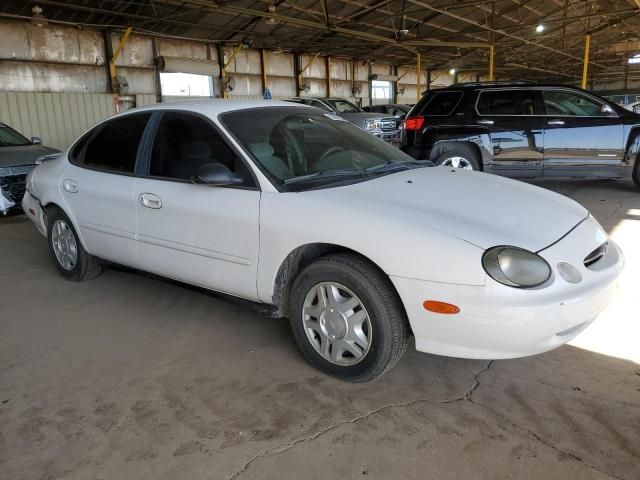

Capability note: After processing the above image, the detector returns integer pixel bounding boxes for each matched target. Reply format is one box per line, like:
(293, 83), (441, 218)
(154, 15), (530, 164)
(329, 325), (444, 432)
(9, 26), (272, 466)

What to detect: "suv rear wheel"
(432, 144), (480, 171)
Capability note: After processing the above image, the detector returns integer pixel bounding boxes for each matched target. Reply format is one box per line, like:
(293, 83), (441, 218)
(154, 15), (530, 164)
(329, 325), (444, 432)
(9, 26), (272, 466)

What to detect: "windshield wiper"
(283, 168), (367, 185)
(364, 159), (428, 173)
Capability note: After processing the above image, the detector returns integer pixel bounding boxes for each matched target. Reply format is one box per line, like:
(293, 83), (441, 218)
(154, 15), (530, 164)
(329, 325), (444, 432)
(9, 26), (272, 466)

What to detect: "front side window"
(149, 112), (252, 184)
(542, 90), (610, 116)
(476, 90), (539, 116)
(420, 91), (463, 116)
(326, 99), (361, 113)
(82, 113), (151, 173)
(0, 124), (30, 147)
(221, 107), (423, 192)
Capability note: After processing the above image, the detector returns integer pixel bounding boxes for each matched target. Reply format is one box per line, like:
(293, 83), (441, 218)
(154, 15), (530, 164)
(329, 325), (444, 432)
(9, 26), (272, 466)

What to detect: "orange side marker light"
(423, 300), (460, 314)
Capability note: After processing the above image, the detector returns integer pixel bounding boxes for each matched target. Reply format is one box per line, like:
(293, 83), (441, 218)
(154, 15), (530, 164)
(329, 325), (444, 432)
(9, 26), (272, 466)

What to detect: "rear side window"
(82, 113), (151, 173)
(476, 90), (539, 115)
(419, 91), (463, 116)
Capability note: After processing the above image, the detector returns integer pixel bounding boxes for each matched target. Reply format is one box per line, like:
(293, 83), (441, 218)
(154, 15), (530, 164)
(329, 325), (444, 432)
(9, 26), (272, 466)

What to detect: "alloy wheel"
(51, 219), (78, 271)
(302, 282), (372, 366)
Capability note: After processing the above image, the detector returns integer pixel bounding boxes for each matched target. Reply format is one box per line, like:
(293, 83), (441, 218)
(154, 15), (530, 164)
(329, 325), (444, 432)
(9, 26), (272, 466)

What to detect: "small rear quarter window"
(418, 91), (463, 116)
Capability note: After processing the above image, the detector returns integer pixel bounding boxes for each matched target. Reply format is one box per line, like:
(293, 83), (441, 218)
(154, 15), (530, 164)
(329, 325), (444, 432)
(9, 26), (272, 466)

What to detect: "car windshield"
(326, 99), (361, 113)
(221, 107), (425, 192)
(0, 125), (31, 147)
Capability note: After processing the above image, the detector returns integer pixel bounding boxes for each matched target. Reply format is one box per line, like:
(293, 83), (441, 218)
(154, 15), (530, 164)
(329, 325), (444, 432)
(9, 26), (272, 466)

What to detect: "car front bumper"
(21, 190), (47, 236)
(391, 217), (624, 360)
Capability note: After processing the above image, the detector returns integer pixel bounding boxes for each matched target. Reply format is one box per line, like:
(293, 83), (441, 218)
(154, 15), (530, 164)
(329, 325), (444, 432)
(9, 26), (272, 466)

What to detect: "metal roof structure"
(2, 0), (640, 83)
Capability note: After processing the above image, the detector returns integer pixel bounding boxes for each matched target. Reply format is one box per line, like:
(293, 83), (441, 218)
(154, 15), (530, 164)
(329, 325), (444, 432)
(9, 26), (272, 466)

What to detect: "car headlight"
(364, 119), (380, 131)
(482, 246), (551, 288)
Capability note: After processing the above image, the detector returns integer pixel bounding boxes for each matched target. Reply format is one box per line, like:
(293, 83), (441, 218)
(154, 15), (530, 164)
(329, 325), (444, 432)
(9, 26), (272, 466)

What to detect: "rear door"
(62, 112), (151, 267)
(133, 111), (261, 299)
(475, 89), (545, 177)
(541, 88), (625, 177)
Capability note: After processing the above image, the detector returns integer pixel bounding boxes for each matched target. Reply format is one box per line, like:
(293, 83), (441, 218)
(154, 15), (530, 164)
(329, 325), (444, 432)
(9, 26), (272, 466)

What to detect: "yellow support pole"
(489, 44), (495, 81)
(326, 55), (331, 98)
(222, 43), (245, 99)
(416, 52), (421, 102)
(109, 27), (132, 87)
(581, 33), (591, 89)
(261, 48), (268, 92)
(298, 52), (322, 95)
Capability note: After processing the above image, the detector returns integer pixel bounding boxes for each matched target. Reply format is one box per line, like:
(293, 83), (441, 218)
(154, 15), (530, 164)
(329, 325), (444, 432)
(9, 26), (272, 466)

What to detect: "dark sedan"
(1, 123), (59, 214)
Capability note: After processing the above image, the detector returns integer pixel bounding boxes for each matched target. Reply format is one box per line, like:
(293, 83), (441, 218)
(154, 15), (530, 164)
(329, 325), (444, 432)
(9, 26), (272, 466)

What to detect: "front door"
(134, 111), (261, 300)
(541, 89), (625, 177)
(61, 112), (151, 267)
(475, 88), (545, 177)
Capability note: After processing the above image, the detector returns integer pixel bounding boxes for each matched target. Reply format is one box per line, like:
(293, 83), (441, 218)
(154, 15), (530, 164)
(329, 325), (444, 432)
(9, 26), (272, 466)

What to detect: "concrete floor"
(1, 178), (639, 480)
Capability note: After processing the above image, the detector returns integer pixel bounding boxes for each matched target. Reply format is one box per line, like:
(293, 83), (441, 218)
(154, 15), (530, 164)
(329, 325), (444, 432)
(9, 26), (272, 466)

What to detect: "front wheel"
(289, 254), (409, 382)
(47, 208), (102, 281)
(633, 160), (640, 190)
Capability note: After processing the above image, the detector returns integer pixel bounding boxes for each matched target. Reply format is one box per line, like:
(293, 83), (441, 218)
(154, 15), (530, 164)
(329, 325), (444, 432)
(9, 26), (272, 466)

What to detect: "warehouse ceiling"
(2, 0), (640, 83)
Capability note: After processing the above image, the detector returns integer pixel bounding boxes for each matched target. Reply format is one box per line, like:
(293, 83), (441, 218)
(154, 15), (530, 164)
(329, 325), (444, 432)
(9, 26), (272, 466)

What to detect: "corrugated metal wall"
(0, 19), (501, 152)
(0, 91), (116, 150)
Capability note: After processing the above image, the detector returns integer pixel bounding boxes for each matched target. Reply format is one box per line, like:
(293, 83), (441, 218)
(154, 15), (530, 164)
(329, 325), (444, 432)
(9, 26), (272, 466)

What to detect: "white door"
(134, 111), (261, 300)
(61, 112), (152, 267)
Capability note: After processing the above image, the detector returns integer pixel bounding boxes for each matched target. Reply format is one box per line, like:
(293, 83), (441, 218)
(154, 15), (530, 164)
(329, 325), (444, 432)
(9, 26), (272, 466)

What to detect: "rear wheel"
(633, 159), (640, 190)
(289, 253), (409, 382)
(47, 208), (102, 281)
(433, 144), (480, 171)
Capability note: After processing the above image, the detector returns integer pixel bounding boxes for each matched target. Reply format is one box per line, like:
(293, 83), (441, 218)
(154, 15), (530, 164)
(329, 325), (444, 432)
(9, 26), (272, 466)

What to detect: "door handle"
(547, 120), (565, 126)
(139, 193), (162, 209)
(63, 179), (79, 193)
(477, 119), (494, 125)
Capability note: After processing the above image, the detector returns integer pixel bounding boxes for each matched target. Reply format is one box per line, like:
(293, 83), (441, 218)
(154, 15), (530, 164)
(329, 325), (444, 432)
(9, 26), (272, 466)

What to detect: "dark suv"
(402, 82), (640, 188)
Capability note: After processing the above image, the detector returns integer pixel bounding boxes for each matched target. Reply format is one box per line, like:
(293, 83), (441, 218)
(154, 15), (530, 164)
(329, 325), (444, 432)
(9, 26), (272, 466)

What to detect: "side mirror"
(31, 137), (42, 145)
(191, 162), (243, 186)
(601, 104), (615, 115)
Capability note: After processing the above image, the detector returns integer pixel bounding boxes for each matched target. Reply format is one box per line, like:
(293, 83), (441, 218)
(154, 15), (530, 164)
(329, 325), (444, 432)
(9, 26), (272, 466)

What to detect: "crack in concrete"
(227, 360), (493, 480)
(469, 399), (629, 480)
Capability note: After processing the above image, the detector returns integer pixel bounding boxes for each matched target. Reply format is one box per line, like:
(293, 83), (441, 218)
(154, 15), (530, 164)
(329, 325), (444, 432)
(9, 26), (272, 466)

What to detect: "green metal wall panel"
(0, 91), (116, 150)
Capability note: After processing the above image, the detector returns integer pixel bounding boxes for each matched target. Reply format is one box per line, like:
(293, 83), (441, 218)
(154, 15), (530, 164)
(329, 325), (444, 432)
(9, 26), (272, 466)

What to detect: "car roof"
(441, 82), (586, 91)
(108, 99), (311, 119)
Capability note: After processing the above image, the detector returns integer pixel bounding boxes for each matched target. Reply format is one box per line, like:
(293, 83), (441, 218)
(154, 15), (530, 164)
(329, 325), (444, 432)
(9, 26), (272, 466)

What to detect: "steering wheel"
(317, 146), (345, 163)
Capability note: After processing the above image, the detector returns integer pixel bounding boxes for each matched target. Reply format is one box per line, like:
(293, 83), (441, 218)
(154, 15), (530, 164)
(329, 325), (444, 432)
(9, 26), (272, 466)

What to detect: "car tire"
(289, 253), (409, 382)
(433, 144), (480, 171)
(47, 207), (102, 282)
(633, 159), (640, 190)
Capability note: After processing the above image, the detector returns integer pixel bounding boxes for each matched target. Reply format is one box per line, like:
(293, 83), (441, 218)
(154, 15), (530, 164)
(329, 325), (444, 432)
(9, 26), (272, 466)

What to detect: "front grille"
(0, 174), (27, 203)
(584, 242), (608, 268)
(380, 119), (398, 131)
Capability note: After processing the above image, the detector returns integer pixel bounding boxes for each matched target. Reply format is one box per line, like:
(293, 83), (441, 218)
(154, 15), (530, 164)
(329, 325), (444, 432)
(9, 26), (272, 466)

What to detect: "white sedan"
(22, 100), (624, 382)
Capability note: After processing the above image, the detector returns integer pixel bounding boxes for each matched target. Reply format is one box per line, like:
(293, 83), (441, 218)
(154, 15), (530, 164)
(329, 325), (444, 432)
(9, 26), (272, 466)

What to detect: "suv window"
(476, 90), (539, 115)
(149, 112), (252, 184)
(420, 91), (463, 116)
(82, 113), (151, 173)
(542, 90), (608, 116)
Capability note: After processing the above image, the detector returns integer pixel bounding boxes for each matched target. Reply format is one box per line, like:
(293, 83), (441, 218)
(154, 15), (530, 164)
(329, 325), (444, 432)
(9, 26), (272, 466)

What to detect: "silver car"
(286, 97), (400, 144)
(0, 123), (59, 214)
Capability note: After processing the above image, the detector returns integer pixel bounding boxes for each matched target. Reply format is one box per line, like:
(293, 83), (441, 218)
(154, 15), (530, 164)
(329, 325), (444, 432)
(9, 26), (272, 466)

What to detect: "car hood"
(309, 167), (588, 252)
(0, 145), (60, 168)
(339, 112), (388, 124)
